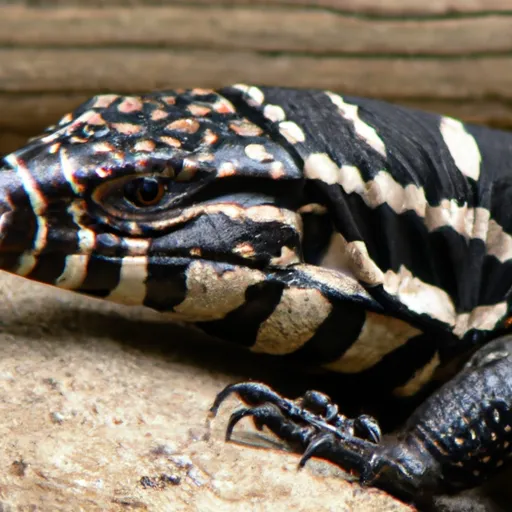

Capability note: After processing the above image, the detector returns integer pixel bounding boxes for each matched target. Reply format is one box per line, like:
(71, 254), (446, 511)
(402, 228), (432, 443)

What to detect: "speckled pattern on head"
(3, 84), (512, 501)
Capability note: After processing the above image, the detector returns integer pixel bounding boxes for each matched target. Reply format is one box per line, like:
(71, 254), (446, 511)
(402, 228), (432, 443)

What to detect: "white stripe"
(14, 254), (38, 276)
(486, 219), (512, 263)
(297, 264), (370, 299)
(54, 231), (149, 291)
(304, 152), (491, 243)
(67, 202), (96, 253)
(383, 265), (456, 327)
(147, 203), (302, 235)
(60, 148), (84, 195)
(324, 312), (421, 373)
(5, 154), (46, 215)
(173, 261), (265, 321)
(440, 117), (481, 181)
(316, 229), (457, 327)
(299, 263), (503, 338)
(311, 225), (384, 287)
(253, 287), (332, 355)
(319, 232), (384, 285)
(454, 302), (508, 338)
(55, 254), (90, 289)
(6, 154), (48, 276)
(325, 92), (387, 157)
(304, 153), (339, 185)
(106, 256), (148, 306)
(324, 242), (506, 336)
(303, 152), (512, 334)
(302, 155), (507, 333)
(306, 252), (457, 330)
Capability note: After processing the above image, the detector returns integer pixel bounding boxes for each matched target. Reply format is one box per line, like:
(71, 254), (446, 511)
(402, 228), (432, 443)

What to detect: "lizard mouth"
(0, 195), (303, 319)
(70, 196), (304, 310)
(62, 182), (305, 302)
(71, 254), (285, 319)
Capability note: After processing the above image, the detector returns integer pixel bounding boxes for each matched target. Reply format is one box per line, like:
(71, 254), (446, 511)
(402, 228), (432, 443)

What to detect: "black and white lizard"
(1, 84), (512, 506)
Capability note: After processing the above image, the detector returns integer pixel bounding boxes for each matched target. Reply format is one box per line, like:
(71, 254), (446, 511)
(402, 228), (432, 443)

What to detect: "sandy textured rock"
(0, 271), (413, 511)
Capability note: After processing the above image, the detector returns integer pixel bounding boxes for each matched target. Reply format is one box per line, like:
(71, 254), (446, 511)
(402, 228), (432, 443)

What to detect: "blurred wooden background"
(1, 0), (512, 154)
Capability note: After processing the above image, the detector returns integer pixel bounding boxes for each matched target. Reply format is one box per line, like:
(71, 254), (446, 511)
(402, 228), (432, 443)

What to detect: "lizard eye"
(123, 177), (166, 207)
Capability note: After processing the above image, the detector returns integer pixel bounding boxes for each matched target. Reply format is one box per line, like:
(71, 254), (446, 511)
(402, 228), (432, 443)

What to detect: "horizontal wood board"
(1, 0), (512, 154)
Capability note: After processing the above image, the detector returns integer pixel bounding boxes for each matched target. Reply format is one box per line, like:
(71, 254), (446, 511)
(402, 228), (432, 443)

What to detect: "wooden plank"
(1, 49), (511, 99)
(0, 94), (91, 132)
(6, 0), (512, 16)
(1, 5), (511, 55)
(0, 133), (27, 156)
(1, 0), (512, 154)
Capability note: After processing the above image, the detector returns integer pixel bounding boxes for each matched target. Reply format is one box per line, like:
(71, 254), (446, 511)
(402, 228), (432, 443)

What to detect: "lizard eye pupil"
(124, 177), (165, 207)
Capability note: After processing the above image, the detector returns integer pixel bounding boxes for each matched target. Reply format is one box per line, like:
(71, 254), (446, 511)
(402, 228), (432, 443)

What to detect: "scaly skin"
(2, 85), (512, 504)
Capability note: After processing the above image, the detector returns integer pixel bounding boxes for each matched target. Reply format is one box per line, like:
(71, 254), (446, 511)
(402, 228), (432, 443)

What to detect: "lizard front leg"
(211, 336), (512, 504)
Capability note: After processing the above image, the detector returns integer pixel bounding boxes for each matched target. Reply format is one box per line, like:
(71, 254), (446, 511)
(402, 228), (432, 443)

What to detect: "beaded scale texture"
(1, 84), (512, 504)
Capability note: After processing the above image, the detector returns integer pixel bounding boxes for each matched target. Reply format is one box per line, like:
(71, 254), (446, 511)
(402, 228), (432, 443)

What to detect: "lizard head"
(0, 87), (306, 318)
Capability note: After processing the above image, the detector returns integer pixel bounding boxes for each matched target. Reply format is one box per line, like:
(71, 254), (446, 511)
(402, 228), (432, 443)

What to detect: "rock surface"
(0, 271), (413, 511)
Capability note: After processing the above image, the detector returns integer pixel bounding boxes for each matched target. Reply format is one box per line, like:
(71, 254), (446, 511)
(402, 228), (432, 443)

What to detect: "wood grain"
(1, 6), (511, 55)
(7, 0), (512, 15)
(1, 0), (512, 154)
